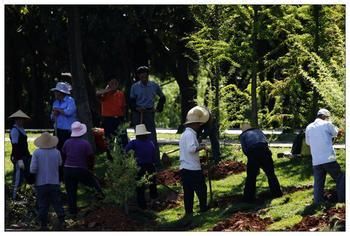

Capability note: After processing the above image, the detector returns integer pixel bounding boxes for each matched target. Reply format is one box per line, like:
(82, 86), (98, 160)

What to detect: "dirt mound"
(204, 160), (246, 180)
(211, 212), (272, 231)
(82, 206), (139, 231)
(157, 169), (181, 185)
(291, 206), (345, 231)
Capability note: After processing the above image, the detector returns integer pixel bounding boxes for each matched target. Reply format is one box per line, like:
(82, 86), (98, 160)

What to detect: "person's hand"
(53, 108), (64, 115)
(338, 128), (344, 137)
(17, 160), (25, 170)
(136, 107), (146, 112)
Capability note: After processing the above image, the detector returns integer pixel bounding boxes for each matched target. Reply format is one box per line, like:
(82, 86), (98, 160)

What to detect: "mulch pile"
(291, 206), (345, 231)
(204, 160), (246, 180)
(211, 212), (272, 231)
(156, 160), (246, 185)
(157, 169), (181, 185)
(82, 206), (140, 231)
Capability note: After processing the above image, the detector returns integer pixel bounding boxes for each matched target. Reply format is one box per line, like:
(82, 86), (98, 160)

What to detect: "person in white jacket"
(305, 108), (345, 204)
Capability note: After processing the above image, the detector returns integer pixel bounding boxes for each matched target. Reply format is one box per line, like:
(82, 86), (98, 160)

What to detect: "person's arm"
(87, 154), (95, 171)
(10, 128), (22, 161)
(305, 128), (310, 146)
(239, 134), (248, 156)
(155, 84), (166, 112)
(129, 85), (137, 111)
(124, 140), (134, 153)
(30, 151), (38, 174)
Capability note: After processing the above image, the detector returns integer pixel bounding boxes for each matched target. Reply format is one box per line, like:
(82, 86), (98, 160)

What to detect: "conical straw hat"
(8, 110), (31, 119)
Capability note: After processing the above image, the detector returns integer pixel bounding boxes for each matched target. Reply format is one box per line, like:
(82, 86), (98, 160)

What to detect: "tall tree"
(67, 6), (95, 148)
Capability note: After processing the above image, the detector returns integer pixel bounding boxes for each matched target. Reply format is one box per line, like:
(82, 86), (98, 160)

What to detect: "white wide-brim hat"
(71, 121), (87, 137)
(135, 124), (151, 136)
(317, 108), (331, 117)
(34, 132), (59, 149)
(8, 110), (31, 119)
(185, 106), (209, 124)
(51, 82), (72, 95)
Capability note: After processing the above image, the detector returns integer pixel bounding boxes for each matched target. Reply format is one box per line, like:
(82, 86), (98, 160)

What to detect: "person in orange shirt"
(96, 78), (128, 160)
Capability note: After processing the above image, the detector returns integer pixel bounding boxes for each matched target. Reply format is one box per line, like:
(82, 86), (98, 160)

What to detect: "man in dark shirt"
(239, 123), (283, 202)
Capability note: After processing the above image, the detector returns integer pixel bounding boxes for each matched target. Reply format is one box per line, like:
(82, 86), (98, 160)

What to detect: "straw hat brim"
(135, 131), (151, 136)
(34, 134), (59, 149)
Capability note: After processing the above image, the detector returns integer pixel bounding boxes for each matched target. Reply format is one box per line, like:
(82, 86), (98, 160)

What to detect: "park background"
(2, 2), (347, 232)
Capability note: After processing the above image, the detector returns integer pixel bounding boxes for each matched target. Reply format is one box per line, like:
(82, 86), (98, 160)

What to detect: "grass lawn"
(4, 135), (346, 231)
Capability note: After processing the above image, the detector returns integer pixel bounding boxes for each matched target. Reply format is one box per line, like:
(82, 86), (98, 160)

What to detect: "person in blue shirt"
(125, 124), (158, 209)
(239, 122), (282, 202)
(305, 108), (345, 204)
(129, 66), (166, 167)
(50, 82), (77, 153)
(30, 132), (65, 230)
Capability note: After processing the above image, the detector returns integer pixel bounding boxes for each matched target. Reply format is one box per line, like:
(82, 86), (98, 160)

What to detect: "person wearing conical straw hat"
(125, 124), (158, 209)
(61, 121), (104, 217)
(179, 110), (210, 219)
(8, 110), (31, 200)
(239, 122), (283, 203)
(30, 132), (65, 230)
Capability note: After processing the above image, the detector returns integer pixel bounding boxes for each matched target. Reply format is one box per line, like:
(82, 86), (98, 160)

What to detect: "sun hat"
(34, 132), (59, 149)
(317, 108), (331, 117)
(184, 114), (204, 125)
(240, 122), (252, 132)
(71, 121), (87, 137)
(8, 110), (31, 119)
(50, 82), (72, 95)
(136, 66), (149, 74)
(135, 124), (151, 136)
(186, 106), (210, 124)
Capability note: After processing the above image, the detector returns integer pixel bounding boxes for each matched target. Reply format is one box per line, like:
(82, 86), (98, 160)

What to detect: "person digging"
(239, 122), (283, 203)
(125, 124), (158, 210)
(179, 109), (210, 224)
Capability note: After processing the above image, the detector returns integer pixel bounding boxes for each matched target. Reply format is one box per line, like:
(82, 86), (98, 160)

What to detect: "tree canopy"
(5, 5), (345, 131)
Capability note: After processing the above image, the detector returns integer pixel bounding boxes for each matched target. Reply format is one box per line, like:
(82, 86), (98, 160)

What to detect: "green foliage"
(103, 126), (139, 213)
(154, 77), (181, 128)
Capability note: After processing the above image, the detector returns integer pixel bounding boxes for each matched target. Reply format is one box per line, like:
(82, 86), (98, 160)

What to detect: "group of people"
(8, 64), (345, 229)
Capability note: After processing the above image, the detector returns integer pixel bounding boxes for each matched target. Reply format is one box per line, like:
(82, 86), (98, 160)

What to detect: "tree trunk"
(174, 56), (197, 128)
(251, 5), (259, 127)
(311, 5), (321, 122)
(67, 6), (95, 149)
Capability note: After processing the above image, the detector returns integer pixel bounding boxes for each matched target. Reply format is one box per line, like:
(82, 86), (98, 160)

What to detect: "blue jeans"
(313, 161), (345, 204)
(36, 184), (65, 227)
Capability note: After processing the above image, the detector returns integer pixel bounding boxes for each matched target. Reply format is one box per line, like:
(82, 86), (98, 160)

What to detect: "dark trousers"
(312, 161), (345, 204)
(244, 146), (282, 201)
(132, 111), (160, 166)
(136, 163), (158, 208)
(36, 184), (65, 227)
(102, 116), (128, 148)
(63, 167), (102, 214)
(56, 129), (71, 153)
(56, 129), (71, 181)
(180, 169), (207, 214)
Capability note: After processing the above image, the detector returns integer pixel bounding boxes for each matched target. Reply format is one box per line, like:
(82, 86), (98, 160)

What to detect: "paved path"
(4, 128), (345, 149)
